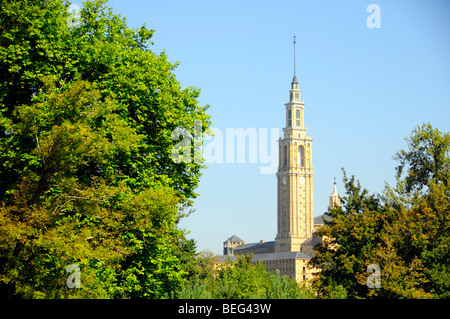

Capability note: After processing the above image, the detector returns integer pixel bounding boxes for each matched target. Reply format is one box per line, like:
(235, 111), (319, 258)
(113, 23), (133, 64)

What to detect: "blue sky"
(101, 0), (450, 254)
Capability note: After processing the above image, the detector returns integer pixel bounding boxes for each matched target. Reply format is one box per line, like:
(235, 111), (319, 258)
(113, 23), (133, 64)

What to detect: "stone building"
(219, 42), (340, 282)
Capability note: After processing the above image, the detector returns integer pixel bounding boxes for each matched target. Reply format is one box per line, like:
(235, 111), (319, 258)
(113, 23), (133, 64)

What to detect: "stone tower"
(274, 68), (314, 253)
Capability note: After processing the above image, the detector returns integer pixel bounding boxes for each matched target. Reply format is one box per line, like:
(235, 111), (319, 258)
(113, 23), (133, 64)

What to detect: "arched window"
(283, 145), (287, 167)
(298, 145), (304, 167)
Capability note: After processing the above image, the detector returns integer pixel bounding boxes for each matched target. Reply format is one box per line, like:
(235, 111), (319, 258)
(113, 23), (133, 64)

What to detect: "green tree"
(0, 0), (210, 298)
(215, 255), (269, 299)
(266, 270), (315, 299)
(175, 254), (316, 299)
(312, 124), (450, 299)
(394, 123), (450, 193)
(311, 170), (386, 299)
(380, 124), (450, 298)
(0, 0), (211, 204)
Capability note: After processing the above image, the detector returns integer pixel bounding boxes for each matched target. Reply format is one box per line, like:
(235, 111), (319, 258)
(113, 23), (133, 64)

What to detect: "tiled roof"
(314, 213), (332, 225)
(233, 240), (275, 251)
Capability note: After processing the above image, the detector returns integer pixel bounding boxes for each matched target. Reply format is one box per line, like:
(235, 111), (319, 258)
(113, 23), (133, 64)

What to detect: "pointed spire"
(329, 178), (340, 209)
(292, 35), (298, 85)
(293, 35), (296, 77)
(291, 35), (299, 90)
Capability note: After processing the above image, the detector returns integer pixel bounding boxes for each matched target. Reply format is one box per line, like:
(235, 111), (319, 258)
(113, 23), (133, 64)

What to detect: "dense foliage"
(0, 0), (210, 298)
(312, 124), (450, 299)
(175, 254), (316, 299)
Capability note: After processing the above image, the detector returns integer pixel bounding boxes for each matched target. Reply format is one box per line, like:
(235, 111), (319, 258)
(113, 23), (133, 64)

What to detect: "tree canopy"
(0, 0), (210, 298)
(175, 254), (316, 299)
(312, 124), (450, 299)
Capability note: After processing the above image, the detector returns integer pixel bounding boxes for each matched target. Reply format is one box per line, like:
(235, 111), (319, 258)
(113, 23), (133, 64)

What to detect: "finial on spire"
(293, 35), (297, 77)
(291, 35), (298, 87)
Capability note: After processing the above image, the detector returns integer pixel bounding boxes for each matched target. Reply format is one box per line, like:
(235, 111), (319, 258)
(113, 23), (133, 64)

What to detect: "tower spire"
(329, 178), (340, 209)
(293, 35), (296, 77)
(275, 35), (313, 253)
(292, 35), (298, 86)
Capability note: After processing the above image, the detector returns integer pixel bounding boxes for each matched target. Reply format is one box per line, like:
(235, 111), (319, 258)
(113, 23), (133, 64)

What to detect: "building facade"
(219, 41), (341, 282)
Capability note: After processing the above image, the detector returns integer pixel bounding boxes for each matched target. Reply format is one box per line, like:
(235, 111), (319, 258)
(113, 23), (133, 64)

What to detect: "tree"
(394, 123), (450, 193)
(376, 181), (447, 298)
(312, 124), (450, 299)
(0, 0), (211, 205)
(175, 254), (316, 299)
(215, 255), (269, 299)
(311, 169), (386, 299)
(382, 124), (450, 298)
(0, 0), (210, 298)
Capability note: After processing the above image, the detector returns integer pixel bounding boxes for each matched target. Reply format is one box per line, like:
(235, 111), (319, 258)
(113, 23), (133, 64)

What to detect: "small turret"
(329, 178), (341, 209)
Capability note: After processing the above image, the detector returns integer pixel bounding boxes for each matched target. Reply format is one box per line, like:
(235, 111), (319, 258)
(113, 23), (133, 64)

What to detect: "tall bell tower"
(275, 37), (314, 253)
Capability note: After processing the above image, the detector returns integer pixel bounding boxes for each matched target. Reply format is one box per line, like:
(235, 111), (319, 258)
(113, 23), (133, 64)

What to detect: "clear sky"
(99, 0), (450, 254)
